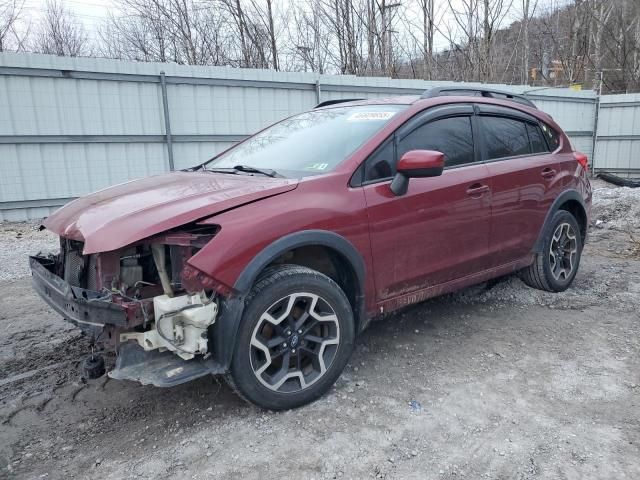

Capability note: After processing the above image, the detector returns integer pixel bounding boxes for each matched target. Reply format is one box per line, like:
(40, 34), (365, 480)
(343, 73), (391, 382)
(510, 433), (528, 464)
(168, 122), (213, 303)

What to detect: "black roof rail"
(421, 86), (537, 109)
(314, 98), (365, 108)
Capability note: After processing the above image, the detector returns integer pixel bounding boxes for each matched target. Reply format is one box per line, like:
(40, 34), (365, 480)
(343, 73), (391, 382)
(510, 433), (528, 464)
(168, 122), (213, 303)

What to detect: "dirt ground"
(1, 180), (639, 480)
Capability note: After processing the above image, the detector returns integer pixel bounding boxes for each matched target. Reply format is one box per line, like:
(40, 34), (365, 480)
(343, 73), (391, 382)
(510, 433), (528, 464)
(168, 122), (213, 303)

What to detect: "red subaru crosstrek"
(30, 87), (592, 409)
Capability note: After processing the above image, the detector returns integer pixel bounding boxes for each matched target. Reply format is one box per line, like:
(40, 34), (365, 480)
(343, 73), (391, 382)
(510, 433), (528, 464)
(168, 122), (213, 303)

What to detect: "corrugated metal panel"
(594, 93), (640, 175)
(568, 135), (594, 160)
(0, 52), (602, 220)
(0, 143), (168, 202)
(172, 141), (237, 170)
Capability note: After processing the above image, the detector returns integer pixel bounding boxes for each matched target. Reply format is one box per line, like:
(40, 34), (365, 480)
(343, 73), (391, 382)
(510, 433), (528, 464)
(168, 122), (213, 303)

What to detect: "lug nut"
(282, 342), (287, 347)
(291, 349), (296, 354)
(297, 329), (302, 334)
(286, 330), (291, 336)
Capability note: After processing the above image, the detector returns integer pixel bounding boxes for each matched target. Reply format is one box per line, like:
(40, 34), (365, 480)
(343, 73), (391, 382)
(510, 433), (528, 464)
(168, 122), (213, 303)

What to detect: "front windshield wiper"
(204, 164), (280, 178)
(232, 165), (280, 177)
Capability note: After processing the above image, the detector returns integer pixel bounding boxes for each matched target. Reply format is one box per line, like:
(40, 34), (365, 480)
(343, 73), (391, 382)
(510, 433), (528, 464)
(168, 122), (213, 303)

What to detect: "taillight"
(574, 152), (588, 171)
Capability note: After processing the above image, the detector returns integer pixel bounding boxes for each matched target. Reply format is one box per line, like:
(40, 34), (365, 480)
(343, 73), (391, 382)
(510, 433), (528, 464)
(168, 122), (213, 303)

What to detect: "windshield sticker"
(305, 163), (329, 171)
(347, 111), (396, 122)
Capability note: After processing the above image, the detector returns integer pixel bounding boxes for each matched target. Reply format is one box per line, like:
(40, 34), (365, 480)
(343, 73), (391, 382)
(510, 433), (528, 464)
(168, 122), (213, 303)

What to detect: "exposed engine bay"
(31, 225), (223, 372)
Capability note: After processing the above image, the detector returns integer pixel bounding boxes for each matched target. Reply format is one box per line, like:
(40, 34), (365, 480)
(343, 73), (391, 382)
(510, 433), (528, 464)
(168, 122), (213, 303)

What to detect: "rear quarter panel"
(557, 152), (592, 209)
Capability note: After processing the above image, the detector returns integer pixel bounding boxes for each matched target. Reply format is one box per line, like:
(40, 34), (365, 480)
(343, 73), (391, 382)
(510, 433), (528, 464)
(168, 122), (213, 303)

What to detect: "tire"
(227, 264), (355, 410)
(521, 210), (583, 292)
(82, 353), (105, 379)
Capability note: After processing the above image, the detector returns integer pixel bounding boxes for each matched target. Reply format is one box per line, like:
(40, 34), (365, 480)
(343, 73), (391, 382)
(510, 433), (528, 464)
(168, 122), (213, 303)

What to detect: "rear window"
(481, 116), (530, 159)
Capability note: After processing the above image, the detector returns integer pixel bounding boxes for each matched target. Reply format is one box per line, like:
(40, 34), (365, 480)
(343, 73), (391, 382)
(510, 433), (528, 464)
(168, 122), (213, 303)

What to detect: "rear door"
(478, 105), (561, 266)
(359, 105), (493, 301)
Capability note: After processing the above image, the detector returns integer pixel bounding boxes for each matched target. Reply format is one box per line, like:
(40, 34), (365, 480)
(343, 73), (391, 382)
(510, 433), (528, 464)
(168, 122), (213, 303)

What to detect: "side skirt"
(376, 256), (534, 315)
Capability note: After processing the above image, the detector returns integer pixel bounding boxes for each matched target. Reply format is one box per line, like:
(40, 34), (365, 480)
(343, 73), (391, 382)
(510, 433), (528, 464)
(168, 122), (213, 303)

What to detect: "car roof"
(315, 94), (555, 126)
(314, 96), (421, 108)
(316, 86), (537, 110)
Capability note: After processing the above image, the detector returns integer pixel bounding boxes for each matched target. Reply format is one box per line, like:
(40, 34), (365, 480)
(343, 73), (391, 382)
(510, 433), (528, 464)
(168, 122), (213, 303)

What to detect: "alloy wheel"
(549, 222), (578, 281)
(249, 292), (340, 393)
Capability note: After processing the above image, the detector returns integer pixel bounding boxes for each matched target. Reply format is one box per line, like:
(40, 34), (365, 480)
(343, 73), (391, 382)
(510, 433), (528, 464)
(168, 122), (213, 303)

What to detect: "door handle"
(466, 183), (490, 197)
(541, 168), (556, 179)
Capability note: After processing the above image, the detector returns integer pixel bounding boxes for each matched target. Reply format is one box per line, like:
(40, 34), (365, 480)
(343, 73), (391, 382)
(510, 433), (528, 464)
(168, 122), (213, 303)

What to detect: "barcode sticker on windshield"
(347, 111), (396, 122)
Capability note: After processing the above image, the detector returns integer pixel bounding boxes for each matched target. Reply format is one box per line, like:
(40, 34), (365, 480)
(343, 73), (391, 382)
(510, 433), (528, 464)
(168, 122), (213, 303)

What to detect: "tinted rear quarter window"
(527, 123), (550, 153)
(481, 116), (531, 159)
(541, 123), (561, 151)
(398, 116), (474, 168)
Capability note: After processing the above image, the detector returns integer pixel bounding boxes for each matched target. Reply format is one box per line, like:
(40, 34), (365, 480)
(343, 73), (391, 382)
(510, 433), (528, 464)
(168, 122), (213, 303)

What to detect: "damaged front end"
(30, 225), (228, 386)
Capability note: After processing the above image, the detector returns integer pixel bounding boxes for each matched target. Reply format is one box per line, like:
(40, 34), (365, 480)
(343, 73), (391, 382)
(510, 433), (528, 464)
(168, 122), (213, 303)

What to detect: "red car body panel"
(40, 95), (591, 322)
(362, 162), (492, 300)
(43, 172), (298, 254)
(192, 175), (376, 304)
(485, 152), (562, 266)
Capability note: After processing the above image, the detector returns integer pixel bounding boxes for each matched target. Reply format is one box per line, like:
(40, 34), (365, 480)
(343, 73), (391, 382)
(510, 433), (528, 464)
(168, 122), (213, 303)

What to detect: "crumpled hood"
(44, 171), (298, 254)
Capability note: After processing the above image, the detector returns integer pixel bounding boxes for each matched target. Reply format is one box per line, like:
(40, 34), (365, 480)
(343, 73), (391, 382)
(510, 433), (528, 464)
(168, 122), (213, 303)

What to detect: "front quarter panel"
(187, 174), (373, 300)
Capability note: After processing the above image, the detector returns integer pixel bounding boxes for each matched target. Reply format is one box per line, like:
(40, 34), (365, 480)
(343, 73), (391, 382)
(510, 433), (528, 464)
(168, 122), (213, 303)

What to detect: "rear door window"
(481, 116), (531, 160)
(398, 116), (475, 168)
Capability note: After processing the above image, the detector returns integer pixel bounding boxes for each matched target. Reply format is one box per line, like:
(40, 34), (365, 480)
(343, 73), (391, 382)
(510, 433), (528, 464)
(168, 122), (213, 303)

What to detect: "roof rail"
(314, 98), (365, 108)
(421, 86), (537, 109)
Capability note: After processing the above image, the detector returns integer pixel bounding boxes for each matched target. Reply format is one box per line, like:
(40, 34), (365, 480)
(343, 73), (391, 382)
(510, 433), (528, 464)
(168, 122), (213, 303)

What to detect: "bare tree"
(419, 0), (435, 79)
(285, 0), (330, 73)
(520, 0), (539, 84)
(3, 0), (638, 93)
(100, 0), (232, 65)
(0, 0), (25, 52)
(33, 0), (90, 56)
(479, 0), (512, 81)
(588, 0), (612, 86)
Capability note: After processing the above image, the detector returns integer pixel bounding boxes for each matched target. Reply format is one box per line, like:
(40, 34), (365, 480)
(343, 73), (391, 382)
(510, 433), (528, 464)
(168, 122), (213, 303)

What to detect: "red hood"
(44, 172), (298, 254)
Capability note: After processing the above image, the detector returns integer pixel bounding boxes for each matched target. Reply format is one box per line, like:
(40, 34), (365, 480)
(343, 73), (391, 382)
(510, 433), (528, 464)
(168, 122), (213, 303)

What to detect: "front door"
(360, 107), (493, 302)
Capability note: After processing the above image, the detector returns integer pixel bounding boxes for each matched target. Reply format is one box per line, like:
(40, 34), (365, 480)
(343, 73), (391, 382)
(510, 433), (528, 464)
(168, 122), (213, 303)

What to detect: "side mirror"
(390, 150), (445, 196)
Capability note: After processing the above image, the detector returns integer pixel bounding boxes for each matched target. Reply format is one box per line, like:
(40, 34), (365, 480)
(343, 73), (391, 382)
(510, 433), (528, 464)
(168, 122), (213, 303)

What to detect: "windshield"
(206, 105), (406, 177)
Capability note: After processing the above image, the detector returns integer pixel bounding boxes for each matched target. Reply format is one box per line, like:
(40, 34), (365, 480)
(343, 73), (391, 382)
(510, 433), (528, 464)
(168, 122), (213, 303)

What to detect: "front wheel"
(521, 210), (583, 292)
(227, 265), (355, 410)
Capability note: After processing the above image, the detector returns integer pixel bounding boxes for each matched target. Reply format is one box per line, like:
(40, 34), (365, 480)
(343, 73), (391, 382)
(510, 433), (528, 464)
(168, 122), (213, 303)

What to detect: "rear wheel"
(227, 265), (355, 410)
(521, 210), (583, 292)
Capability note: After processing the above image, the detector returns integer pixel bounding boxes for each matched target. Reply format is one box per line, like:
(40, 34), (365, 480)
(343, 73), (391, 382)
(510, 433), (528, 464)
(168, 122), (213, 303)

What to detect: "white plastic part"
(120, 293), (217, 360)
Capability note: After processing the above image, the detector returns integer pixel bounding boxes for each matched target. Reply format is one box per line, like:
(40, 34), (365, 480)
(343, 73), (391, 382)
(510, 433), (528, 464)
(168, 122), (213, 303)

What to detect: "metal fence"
(0, 52), (605, 221)
(593, 93), (640, 177)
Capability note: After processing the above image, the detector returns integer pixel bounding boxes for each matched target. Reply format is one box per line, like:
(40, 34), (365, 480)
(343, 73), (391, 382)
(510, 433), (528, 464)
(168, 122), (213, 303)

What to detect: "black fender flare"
(532, 189), (587, 254)
(211, 230), (367, 369)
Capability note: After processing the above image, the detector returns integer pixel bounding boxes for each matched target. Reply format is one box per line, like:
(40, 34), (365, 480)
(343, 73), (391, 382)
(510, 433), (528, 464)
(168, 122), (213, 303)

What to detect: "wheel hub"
(549, 222), (578, 281)
(249, 292), (340, 393)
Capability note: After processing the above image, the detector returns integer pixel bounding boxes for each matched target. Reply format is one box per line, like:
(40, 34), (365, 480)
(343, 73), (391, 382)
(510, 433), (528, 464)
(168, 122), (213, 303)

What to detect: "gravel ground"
(0, 221), (58, 282)
(0, 179), (639, 480)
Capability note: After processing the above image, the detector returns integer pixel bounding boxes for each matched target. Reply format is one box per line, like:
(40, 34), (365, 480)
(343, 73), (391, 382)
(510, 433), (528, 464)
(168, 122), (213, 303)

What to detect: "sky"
(19, 0), (116, 44)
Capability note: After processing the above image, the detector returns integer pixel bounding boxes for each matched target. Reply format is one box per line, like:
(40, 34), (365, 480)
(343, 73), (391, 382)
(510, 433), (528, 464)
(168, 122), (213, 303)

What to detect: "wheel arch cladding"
(211, 230), (366, 369)
(533, 190), (587, 253)
(557, 199), (587, 243)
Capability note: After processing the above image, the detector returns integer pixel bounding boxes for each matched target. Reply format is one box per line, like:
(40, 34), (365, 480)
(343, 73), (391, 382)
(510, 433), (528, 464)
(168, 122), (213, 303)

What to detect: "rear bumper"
(29, 255), (127, 336)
